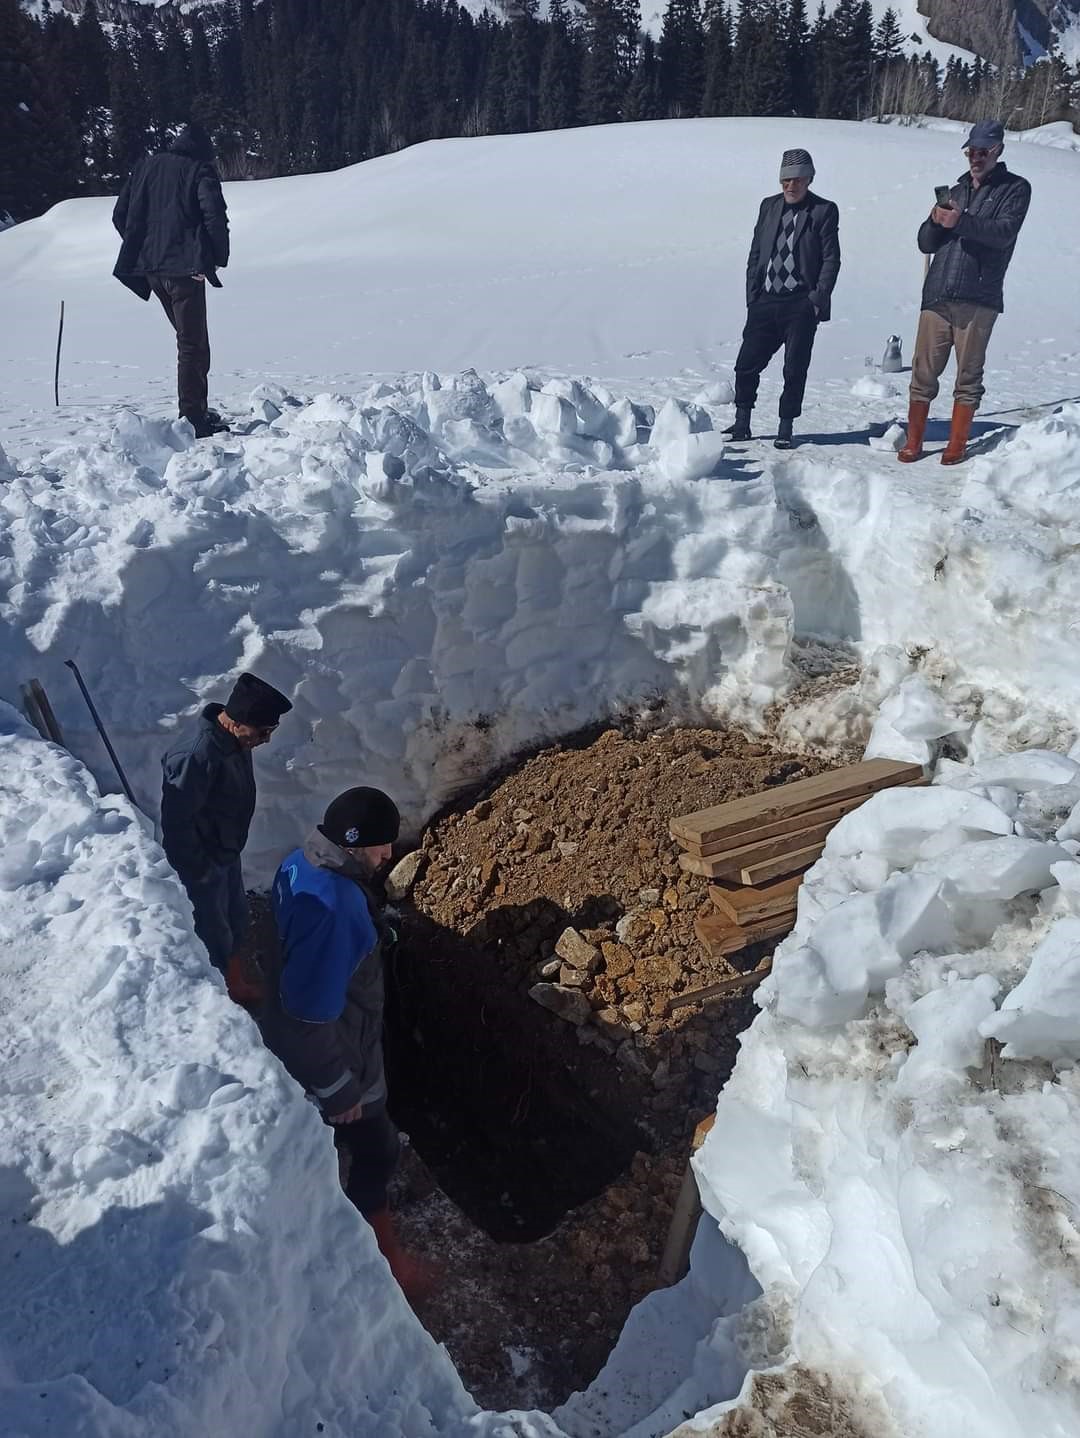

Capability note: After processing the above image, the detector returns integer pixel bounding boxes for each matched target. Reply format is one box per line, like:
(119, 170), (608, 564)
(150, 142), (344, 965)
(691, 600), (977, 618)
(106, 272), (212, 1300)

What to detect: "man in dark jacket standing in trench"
(264, 786), (438, 1302)
(727, 148), (841, 450)
(161, 672), (292, 1000)
(112, 122), (230, 438)
(899, 119), (1031, 466)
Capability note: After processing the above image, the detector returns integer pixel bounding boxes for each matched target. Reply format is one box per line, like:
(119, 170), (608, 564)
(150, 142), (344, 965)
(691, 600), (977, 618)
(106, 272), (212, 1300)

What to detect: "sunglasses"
(965, 148), (994, 159)
(253, 723), (278, 739)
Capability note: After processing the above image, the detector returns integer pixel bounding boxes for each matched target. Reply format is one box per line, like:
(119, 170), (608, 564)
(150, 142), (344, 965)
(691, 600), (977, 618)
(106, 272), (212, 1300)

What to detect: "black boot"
(773, 418), (794, 450)
(185, 410), (230, 439)
(723, 406), (752, 441)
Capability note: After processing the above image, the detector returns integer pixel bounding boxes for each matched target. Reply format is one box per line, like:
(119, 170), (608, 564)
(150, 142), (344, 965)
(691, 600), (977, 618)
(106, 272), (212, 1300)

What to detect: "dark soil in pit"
(381, 722), (834, 1411)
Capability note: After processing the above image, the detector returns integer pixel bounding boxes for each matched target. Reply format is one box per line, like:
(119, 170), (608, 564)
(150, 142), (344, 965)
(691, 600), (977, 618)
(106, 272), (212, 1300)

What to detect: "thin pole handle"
(54, 300), (65, 408)
(64, 659), (138, 807)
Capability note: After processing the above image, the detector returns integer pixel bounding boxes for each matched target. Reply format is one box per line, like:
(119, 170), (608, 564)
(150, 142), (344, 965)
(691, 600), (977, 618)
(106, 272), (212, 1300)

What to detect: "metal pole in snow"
(64, 659), (138, 807)
(54, 300), (65, 408)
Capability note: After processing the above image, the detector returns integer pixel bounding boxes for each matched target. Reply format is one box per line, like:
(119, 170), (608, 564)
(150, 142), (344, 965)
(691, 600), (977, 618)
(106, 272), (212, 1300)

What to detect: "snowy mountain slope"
(3, 115), (1080, 1438)
(451, 0), (1010, 62)
(2, 117), (1076, 430)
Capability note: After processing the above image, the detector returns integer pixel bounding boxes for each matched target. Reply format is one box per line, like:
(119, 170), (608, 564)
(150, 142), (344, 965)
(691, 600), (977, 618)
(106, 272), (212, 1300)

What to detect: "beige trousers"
(909, 302), (999, 409)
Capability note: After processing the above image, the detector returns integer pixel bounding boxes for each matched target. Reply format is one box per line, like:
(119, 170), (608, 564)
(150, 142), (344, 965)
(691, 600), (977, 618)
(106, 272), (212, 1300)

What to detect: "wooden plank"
(708, 873), (804, 926)
(677, 778), (930, 870)
(665, 961), (774, 1016)
(679, 792), (874, 861)
(29, 679), (65, 746)
(694, 907), (795, 957)
(657, 1113), (717, 1287)
(670, 759), (924, 850)
(681, 815), (838, 879)
(741, 841), (825, 886)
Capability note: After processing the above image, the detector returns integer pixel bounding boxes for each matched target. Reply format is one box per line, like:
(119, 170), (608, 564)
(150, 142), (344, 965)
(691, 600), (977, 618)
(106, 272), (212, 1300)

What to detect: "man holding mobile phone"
(899, 119), (1031, 465)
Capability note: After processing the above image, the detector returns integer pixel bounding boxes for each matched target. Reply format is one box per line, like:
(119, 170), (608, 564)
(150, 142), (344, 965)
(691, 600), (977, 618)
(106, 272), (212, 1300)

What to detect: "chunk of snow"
(658, 431), (727, 483)
(868, 421), (905, 452)
(980, 916), (1080, 1061)
(851, 374), (892, 399)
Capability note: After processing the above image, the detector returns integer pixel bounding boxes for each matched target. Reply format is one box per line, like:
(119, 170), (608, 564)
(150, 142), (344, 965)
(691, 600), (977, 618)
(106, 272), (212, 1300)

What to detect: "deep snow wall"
(5, 377), (1080, 881)
(0, 700), (477, 1438)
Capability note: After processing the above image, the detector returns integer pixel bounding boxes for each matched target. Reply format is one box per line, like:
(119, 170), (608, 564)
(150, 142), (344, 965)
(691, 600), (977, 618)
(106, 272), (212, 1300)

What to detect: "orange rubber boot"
(941, 401), (976, 465)
(367, 1207), (442, 1303)
(897, 400), (930, 463)
(225, 952), (264, 1008)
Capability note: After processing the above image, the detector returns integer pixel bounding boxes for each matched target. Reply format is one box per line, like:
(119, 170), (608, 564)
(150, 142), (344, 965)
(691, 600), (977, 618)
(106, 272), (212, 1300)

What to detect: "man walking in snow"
(161, 672), (292, 1000)
(899, 120), (1031, 466)
(262, 786), (438, 1301)
(727, 149), (841, 450)
(112, 122), (230, 439)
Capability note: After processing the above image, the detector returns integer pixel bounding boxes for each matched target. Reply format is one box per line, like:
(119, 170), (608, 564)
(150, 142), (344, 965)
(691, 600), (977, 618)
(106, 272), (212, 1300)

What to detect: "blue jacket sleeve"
(161, 742), (217, 882)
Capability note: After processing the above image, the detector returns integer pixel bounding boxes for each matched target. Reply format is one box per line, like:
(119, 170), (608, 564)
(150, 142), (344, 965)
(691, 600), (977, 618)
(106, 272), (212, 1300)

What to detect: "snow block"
(694, 379), (736, 406)
(897, 973), (1001, 1093)
(658, 432), (727, 483)
(529, 390), (578, 439)
(980, 916), (1080, 1061)
(774, 872), (956, 1027)
(649, 398), (712, 451)
(491, 372), (532, 420)
(826, 786), (1012, 869)
(930, 835), (1070, 903)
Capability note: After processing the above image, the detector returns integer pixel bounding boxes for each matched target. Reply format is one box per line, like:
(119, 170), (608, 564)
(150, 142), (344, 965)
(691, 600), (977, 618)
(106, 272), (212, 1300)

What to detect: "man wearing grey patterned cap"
(725, 148), (841, 450)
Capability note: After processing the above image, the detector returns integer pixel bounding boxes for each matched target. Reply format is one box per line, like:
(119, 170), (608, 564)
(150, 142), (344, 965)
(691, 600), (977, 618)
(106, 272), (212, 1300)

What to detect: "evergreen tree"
(108, 40), (151, 181)
(872, 7), (902, 65)
(0, 0), (80, 217)
(624, 34), (662, 119)
(581, 0), (631, 123)
(658, 0), (704, 118)
(503, 0), (539, 133)
(538, 0), (580, 130)
(786, 0), (813, 115)
(700, 0), (732, 115)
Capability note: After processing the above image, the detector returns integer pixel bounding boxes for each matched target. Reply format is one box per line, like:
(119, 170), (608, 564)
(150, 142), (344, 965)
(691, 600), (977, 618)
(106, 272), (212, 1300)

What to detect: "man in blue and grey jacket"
(263, 785), (437, 1301)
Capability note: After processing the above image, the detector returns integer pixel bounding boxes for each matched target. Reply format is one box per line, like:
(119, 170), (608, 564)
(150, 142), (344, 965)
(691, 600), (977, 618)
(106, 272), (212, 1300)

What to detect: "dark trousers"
(184, 860), (248, 974)
(334, 1104), (401, 1217)
(149, 275), (211, 421)
(734, 295), (819, 420)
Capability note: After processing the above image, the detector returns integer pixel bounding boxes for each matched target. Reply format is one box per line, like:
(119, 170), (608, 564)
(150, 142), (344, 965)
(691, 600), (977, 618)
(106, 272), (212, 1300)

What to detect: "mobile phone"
(934, 185), (953, 207)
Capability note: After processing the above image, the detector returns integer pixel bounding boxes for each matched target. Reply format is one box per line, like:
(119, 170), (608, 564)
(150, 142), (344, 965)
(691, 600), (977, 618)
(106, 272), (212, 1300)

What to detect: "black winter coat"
(112, 127), (229, 301)
(160, 704), (255, 884)
(919, 163), (1030, 314)
(745, 191), (841, 321)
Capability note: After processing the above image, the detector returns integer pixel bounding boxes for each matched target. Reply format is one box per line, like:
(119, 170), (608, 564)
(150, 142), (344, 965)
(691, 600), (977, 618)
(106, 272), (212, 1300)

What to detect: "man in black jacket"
(899, 120), (1030, 466)
(113, 123), (230, 439)
(161, 672), (292, 996)
(727, 148), (841, 450)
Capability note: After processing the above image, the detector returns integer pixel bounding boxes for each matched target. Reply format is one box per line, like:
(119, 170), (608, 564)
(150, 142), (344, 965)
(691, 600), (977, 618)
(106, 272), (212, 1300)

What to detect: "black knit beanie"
(321, 787), (400, 849)
(224, 672), (293, 728)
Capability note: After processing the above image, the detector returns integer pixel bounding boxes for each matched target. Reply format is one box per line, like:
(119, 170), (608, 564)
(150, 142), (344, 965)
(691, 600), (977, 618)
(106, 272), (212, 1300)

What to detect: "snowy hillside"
(3, 116), (1080, 1438)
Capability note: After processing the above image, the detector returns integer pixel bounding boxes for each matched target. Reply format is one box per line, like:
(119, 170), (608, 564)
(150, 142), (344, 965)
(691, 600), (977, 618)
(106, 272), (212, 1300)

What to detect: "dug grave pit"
(380, 722), (841, 1408)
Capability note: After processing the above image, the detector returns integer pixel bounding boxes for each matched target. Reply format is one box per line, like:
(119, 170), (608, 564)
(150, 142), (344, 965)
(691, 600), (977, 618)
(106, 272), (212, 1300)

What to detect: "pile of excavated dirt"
(384, 723), (835, 1410)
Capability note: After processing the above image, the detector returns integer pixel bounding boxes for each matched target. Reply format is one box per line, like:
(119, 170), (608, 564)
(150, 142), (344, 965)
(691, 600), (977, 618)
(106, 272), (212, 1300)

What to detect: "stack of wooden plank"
(669, 759), (925, 960)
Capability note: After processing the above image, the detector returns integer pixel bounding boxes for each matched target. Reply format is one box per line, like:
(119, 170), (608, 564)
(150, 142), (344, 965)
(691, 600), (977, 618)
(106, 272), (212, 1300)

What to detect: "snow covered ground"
(3, 116), (1080, 1437)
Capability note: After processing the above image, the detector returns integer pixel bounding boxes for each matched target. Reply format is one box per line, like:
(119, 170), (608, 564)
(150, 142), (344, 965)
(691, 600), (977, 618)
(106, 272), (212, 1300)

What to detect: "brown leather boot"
(940, 401), (976, 465)
(367, 1207), (442, 1302)
(897, 400), (930, 463)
